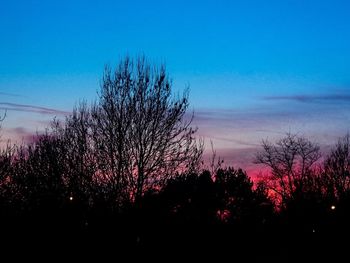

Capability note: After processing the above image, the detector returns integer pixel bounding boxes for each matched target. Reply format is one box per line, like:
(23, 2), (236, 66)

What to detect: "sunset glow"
(1, 1), (349, 259)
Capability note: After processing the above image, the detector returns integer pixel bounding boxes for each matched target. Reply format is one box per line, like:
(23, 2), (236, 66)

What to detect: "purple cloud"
(203, 135), (259, 147)
(0, 92), (24, 98)
(0, 102), (70, 116)
(263, 93), (350, 103)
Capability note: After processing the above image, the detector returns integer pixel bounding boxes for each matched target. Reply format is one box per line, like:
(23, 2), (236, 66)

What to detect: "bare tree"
(324, 134), (350, 198)
(0, 144), (14, 208)
(7, 132), (66, 212)
(90, 60), (134, 205)
(255, 133), (321, 203)
(0, 111), (5, 128)
(0, 111), (12, 202)
(52, 103), (97, 206)
(91, 57), (203, 204)
(1, 58), (203, 211)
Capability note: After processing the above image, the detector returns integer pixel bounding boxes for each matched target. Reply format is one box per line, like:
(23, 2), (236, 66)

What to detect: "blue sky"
(1, 0), (350, 171)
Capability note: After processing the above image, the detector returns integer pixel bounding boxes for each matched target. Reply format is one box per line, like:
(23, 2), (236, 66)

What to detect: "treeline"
(0, 57), (349, 260)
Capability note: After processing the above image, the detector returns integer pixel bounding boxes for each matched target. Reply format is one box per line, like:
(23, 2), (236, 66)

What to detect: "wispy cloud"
(193, 107), (302, 132)
(0, 102), (70, 116)
(0, 92), (24, 98)
(203, 135), (259, 147)
(263, 93), (350, 103)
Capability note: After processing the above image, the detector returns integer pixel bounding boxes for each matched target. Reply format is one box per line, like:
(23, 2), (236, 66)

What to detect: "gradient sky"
(1, 0), (350, 174)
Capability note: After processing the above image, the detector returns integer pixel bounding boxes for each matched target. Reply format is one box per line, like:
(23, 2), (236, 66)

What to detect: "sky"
(1, 0), (350, 175)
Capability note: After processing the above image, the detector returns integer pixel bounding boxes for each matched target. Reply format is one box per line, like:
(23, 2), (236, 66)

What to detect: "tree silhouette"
(2, 59), (350, 260)
(324, 134), (350, 199)
(0, 112), (10, 194)
(52, 104), (97, 215)
(10, 134), (66, 212)
(90, 56), (203, 204)
(215, 168), (274, 226)
(0, 143), (15, 228)
(255, 133), (321, 205)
